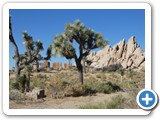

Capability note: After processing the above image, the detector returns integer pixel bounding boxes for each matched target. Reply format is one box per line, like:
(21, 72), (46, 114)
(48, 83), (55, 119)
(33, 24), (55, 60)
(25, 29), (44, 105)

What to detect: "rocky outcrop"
(64, 62), (72, 70)
(25, 88), (46, 100)
(32, 61), (39, 72)
(43, 61), (50, 68)
(52, 62), (62, 70)
(42, 61), (50, 71)
(87, 36), (145, 71)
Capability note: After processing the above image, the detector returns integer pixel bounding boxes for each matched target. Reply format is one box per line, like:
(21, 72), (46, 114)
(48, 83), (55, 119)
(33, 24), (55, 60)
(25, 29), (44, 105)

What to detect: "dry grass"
(9, 69), (144, 109)
(80, 94), (125, 109)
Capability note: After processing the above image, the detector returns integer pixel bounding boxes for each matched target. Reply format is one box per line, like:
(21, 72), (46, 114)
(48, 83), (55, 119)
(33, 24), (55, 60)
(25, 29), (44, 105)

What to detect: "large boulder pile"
(87, 36), (145, 71)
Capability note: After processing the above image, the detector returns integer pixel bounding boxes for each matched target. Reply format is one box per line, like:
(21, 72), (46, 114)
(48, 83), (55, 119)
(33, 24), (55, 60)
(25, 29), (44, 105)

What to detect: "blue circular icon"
(137, 89), (158, 110)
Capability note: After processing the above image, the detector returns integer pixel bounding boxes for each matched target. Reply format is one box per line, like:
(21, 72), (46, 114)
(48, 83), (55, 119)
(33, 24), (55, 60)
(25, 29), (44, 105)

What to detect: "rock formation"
(87, 36), (145, 71)
(32, 61), (39, 72)
(52, 62), (62, 70)
(42, 61), (50, 71)
(64, 62), (72, 70)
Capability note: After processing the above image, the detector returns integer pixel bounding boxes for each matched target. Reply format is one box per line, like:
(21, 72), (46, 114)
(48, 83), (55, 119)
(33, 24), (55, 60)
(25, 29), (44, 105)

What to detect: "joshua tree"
(128, 68), (133, 81)
(9, 15), (51, 91)
(119, 68), (125, 82)
(52, 20), (108, 84)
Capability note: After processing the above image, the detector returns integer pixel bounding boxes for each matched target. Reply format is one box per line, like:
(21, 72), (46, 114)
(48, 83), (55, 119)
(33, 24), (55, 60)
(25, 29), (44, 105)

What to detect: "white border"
(3, 3), (151, 115)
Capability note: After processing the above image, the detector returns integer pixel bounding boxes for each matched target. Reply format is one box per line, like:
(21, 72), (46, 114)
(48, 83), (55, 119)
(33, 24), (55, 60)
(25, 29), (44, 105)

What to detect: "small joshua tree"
(9, 15), (51, 91)
(119, 68), (125, 82)
(52, 20), (108, 84)
(128, 68), (133, 81)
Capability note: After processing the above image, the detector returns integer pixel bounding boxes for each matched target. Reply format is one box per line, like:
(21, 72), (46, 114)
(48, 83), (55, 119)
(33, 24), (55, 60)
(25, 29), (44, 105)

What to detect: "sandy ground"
(9, 92), (128, 109)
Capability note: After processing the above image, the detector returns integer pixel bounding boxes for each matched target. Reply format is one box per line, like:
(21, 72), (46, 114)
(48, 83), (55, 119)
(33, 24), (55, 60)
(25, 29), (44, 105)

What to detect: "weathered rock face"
(52, 62), (62, 70)
(25, 88), (46, 100)
(43, 61), (50, 68)
(64, 62), (72, 70)
(42, 61), (50, 71)
(87, 36), (145, 71)
(33, 61), (39, 72)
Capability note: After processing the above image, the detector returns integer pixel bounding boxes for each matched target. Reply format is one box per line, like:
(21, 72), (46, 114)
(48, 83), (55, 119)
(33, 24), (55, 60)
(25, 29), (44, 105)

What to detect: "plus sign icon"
(137, 89), (158, 110)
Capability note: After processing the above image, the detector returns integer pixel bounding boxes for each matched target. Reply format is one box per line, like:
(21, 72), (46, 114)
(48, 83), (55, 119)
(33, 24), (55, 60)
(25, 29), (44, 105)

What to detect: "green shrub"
(10, 75), (27, 92)
(30, 77), (45, 90)
(102, 64), (123, 72)
(84, 85), (97, 95)
(98, 82), (122, 94)
(95, 73), (106, 80)
(96, 74), (102, 78)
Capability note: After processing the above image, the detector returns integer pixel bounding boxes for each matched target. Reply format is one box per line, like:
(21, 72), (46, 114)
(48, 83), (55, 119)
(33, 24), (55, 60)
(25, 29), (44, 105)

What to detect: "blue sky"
(9, 9), (145, 69)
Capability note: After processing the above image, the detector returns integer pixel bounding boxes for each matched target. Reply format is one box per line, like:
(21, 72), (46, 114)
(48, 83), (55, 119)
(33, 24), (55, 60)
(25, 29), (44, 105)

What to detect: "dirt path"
(9, 92), (128, 109)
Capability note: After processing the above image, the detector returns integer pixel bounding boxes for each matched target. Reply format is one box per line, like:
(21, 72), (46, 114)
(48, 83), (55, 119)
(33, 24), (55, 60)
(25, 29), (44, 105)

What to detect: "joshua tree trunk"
(78, 66), (83, 85)
(15, 62), (20, 89)
(26, 71), (30, 92)
(75, 59), (83, 85)
(10, 15), (21, 89)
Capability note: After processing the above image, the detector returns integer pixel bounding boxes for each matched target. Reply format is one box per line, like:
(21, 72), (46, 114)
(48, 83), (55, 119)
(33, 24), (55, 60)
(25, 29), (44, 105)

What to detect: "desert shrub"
(72, 66), (77, 71)
(105, 94), (125, 109)
(118, 68), (125, 76)
(102, 64), (123, 72)
(65, 84), (85, 97)
(96, 74), (102, 78)
(61, 80), (70, 87)
(64, 83), (97, 97)
(72, 86), (85, 97)
(95, 68), (103, 72)
(9, 89), (25, 100)
(63, 81), (122, 97)
(10, 75), (27, 92)
(95, 73), (106, 80)
(87, 75), (97, 81)
(9, 78), (16, 90)
(84, 84), (97, 95)
(36, 74), (46, 79)
(128, 68), (134, 81)
(30, 77), (45, 90)
(97, 82), (122, 94)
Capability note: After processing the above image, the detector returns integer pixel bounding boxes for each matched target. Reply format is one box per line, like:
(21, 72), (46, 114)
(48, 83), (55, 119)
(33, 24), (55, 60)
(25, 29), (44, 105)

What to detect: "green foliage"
(52, 20), (108, 59)
(97, 82), (122, 94)
(97, 64), (123, 72)
(52, 34), (76, 59)
(84, 85), (97, 95)
(9, 79), (15, 90)
(10, 75), (27, 92)
(19, 31), (51, 70)
(22, 32), (44, 55)
(52, 20), (108, 84)
(30, 76), (46, 90)
(35, 40), (44, 50)
(118, 68), (125, 76)
(128, 69), (134, 80)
